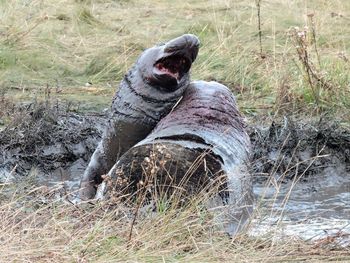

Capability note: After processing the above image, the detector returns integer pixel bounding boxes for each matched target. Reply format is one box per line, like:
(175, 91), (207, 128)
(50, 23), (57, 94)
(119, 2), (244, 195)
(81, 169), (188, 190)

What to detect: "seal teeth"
(154, 55), (192, 81)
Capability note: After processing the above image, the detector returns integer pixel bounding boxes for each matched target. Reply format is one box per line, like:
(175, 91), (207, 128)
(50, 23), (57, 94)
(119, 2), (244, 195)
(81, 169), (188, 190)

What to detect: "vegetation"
(0, 0), (349, 117)
(1, 0), (350, 261)
(1, 183), (349, 262)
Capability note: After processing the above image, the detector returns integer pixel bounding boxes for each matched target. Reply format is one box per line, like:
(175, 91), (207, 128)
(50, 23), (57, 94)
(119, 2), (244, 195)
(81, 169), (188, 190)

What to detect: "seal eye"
(154, 56), (191, 80)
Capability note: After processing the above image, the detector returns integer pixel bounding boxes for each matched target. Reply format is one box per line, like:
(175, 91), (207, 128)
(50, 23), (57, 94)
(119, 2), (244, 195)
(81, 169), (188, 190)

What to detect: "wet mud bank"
(249, 118), (350, 182)
(0, 105), (349, 188)
(1, 104), (349, 242)
(0, 103), (106, 188)
(248, 118), (350, 245)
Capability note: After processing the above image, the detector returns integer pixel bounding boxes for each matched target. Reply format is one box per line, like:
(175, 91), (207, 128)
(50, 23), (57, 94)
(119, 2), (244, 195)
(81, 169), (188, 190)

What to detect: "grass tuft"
(76, 7), (102, 26)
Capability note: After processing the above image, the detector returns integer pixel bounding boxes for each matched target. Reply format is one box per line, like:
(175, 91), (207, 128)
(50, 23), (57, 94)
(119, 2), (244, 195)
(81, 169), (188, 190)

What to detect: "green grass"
(0, 0), (349, 115)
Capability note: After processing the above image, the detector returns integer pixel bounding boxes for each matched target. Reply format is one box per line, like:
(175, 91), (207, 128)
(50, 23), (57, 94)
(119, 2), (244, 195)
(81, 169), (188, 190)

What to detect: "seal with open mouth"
(97, 81), (253, 236)
(79, 34), (200, 200)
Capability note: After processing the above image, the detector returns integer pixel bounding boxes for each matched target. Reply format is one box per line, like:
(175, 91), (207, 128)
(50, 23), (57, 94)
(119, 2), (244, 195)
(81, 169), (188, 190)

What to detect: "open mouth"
(154, 56), (191, 81)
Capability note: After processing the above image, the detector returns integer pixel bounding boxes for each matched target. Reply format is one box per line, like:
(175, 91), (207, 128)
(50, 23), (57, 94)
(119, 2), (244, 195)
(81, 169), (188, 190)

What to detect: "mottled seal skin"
(79, 34), (200, 200)
(100, 81), (253, 235)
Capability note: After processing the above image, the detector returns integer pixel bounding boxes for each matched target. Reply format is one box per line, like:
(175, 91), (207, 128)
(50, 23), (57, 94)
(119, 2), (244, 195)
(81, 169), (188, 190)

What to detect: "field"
(1, 0), (350, 116)
(1, 0), (350, 262)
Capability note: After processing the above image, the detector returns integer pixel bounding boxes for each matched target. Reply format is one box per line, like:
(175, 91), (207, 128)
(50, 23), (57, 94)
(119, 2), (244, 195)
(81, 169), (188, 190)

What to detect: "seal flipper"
(79, 118), (153, 200)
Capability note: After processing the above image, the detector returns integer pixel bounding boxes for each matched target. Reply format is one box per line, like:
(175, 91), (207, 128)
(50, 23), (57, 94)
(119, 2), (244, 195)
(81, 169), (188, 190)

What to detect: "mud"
(248, 118), (350, 245)
(0, 102), (106, 186)
(1, 105), (349, 189)
(0, 103), (349, 242)
(249, 118), (350, 182)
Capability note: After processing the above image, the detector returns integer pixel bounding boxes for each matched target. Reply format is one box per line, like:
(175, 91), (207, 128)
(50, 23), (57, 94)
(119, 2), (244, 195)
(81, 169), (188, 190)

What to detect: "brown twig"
(308, 13), (321, 68)
(289, 27), (334, 111)
(255, 0), (264, 58)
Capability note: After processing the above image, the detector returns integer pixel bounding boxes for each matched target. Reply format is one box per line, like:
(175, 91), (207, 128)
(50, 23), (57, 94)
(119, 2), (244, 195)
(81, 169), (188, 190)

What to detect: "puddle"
(250, 173), (350, 246)
(39, 162), (350, 246)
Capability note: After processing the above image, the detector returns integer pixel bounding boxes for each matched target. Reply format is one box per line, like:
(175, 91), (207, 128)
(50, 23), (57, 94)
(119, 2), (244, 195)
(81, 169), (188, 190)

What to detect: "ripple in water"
(250, 173), (350, 246)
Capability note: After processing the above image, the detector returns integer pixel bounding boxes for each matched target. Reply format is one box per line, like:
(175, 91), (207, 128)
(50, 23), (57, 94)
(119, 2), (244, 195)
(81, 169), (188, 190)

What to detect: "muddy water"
(251, 172), (350, 246)
(1, 113), (349, 244)
(36, 159), (86, 196)
(41, 162), (350, 246)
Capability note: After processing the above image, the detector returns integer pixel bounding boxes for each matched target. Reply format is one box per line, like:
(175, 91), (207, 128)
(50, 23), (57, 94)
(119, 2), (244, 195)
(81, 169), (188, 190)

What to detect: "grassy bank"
(0, 0), (350, 117)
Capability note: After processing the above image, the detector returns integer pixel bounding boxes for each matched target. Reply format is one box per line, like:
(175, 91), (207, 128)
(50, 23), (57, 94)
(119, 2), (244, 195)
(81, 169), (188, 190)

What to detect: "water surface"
(251, 173), (350, 246)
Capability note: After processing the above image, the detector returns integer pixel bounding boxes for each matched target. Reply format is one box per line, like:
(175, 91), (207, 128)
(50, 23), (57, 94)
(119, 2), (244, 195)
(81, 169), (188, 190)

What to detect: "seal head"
(137, 34), (200, 92)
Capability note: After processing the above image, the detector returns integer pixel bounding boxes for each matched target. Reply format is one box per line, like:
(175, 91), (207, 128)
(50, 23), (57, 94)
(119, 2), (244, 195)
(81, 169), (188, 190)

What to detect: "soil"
(249, 118), (350, 182)
(0, 101), (349, 189)
(0, 101), (106, 185)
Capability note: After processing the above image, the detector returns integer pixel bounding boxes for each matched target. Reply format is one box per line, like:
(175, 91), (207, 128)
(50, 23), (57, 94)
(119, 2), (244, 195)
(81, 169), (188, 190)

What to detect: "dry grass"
(1, 146), (349, 262)
(0, 184), (349, 263)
